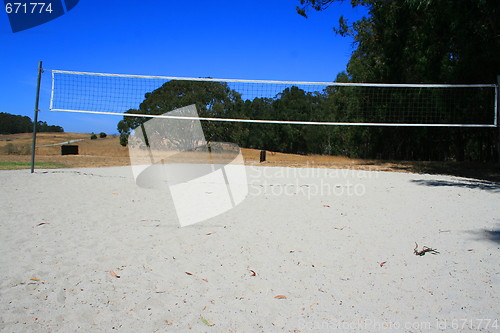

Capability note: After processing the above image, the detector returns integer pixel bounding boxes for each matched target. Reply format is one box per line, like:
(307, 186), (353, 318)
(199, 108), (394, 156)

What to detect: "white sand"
(0, 166), (499, 332)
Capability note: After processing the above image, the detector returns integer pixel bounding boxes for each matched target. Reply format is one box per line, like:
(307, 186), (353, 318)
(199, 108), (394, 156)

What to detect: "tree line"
(117, 79), (495, 161)
(118, 0), (499, 162)
(0, 112), (64, 134)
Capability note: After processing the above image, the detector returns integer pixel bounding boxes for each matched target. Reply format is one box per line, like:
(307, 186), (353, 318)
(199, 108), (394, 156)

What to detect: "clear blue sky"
(1, 0), (367, 134)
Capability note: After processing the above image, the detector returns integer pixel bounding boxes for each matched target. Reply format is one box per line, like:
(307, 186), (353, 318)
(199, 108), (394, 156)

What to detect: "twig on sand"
(414, 242), (439, 256)
(200, 315), (215, 326)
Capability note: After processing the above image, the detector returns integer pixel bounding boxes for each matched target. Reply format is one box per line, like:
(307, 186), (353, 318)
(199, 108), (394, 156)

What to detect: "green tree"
(298, 0), (499, 83)
(0, 112), (63, 134)
(297, 0), (500, 161)
(0, 112), (32, 134)
(117, 80), (242, 147)
(38, 121), (64, 133)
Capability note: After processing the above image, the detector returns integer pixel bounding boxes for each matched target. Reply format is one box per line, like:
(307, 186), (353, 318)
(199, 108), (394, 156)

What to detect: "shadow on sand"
(383, 161), (500, 183)
(467, 224), (500, 245)
(410, 179), (500, 193)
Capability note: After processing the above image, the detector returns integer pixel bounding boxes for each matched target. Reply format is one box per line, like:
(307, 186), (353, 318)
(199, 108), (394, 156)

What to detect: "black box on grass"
(61, 145), (79, 155)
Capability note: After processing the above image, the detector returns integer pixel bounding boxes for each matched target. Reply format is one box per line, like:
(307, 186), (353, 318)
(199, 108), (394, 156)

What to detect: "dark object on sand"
(414, 242), (439, 256)
(260, 150), (266, 162)
(61, 145), (78, 155)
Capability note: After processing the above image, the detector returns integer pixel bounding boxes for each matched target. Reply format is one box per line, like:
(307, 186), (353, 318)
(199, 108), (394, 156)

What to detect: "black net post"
(497, 75), (500, 163)
(30, 61), (43, 173)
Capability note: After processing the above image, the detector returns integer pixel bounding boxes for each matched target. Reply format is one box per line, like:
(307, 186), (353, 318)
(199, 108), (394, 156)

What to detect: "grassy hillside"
(0, 132), (498, 181)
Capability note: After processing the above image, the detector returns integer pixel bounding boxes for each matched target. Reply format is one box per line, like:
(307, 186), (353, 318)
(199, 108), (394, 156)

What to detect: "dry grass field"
(1, 132), (499, 181)
(0, 133), (130, 169)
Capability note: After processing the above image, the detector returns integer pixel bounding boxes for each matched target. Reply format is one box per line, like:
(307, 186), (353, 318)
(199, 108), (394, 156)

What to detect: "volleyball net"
(49, 70), (498, 127)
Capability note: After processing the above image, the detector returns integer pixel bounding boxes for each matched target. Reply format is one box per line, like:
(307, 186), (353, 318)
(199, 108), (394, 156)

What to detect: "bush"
(99, 132), (107, 138)
(2, 143), (31, 155)
(90, 134), (97, 140)
(3, 143), (16, 154)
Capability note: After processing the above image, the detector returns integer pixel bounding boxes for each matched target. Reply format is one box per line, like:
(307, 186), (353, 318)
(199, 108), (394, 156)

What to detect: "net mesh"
(50, 70), (497, 126)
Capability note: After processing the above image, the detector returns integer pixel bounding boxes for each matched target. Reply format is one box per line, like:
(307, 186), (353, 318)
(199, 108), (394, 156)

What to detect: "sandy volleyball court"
(0, 165), (499, 332)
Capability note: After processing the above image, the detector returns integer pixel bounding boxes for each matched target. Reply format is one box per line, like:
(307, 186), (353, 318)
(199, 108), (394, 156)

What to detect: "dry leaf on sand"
(109, 270), (120, 278)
